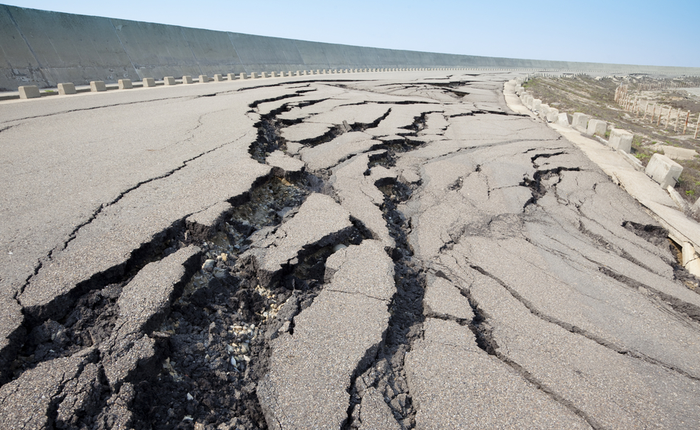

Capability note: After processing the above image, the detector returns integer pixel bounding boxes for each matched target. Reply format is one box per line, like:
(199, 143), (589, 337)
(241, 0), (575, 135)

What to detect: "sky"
(4, 0), (700, 68)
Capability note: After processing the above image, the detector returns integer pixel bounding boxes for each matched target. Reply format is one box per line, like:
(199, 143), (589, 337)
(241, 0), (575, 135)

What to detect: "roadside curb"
(504, 79), (700, 277)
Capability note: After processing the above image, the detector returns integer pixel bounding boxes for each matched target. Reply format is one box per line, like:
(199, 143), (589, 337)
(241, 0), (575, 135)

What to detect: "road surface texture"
(1, 71), (700, 429)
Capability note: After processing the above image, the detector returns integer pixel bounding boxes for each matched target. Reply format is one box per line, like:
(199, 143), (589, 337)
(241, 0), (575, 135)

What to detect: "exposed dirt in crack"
(9, 218), (193, 386)
(343, 178), (426, 430)
(520, 166), (581, 209)
(248, 92), (327, 163)
(120, 170), (374, 429)
(295, 106), (392, 148)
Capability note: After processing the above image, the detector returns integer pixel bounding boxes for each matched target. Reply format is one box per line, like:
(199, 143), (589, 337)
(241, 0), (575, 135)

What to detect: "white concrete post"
(695, 114), (700, 139)
(609, 129), (633, 152)
(182, 76), (193, 84)
(645, 153), (683, 188)
(572, 113), (591, 133)
(557, 112), (570, 126)
(90, 81), (106, 92)
(19, 85), (41, 99)
(143, 78), (156, 87)
(118, 79), (132, 89)
(214, 74), (224, 82)
(58, 83), (77, 95)
(250, 72), (257, 79)
(164, 76), (176, 86)
(228, 73), (237, 80)
(586, 119), (607, 137)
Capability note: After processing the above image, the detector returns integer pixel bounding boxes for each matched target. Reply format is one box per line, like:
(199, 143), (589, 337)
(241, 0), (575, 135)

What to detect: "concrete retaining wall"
(3, 5), (700, 91)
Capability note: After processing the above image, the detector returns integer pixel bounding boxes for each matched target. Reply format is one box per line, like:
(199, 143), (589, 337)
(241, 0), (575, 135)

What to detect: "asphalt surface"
(1, 71), (699, 429)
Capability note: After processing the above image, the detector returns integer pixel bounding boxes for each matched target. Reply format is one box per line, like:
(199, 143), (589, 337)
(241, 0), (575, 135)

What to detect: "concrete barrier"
(143, 77), (156, 87)
(269, 72), (276, 78)
(58, 82), (76, 95)
(182, 75), (193, 84)
(609, 129), (633, 152)
(557, 112), (570, 126)
(681, 242), (700, 277)
(19, 85), (40, 99)
(118, 79), (132, 89)
(525, 95), (534, 109)
(214, 74), (224, 82)
(198, 75), (208, 83)
(532, 99), (542, 111)
(586, 119), (607, 137)
(12, 1), (682, 94)
(236, 73), (245, 80)
(646, 153), (683, 188)
(90, 80), (106, 92)
(546, 107), (559, 123)
(572, 113), (591, 132)
(164, 76), (176, 85)
(250, 72), (257, 79)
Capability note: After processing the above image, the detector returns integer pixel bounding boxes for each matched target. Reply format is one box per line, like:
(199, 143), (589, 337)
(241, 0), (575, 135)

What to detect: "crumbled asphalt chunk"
(257, 240), (395, 429)
(100, 246), (201, 391)
(0, 348), (100, 429)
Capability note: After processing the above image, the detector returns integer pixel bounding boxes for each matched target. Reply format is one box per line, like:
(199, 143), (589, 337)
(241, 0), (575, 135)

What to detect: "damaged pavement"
(1, 71), (700, 429)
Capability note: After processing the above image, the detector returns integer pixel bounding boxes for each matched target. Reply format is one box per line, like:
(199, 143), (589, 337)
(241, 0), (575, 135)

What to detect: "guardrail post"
(19, 85), (41, 99)
(58, 83), (77, 95)
(90, 81), (106, 92)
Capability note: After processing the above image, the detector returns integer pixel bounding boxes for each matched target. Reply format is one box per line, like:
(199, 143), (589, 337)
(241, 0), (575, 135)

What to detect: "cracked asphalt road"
(1, 71), (699, 429)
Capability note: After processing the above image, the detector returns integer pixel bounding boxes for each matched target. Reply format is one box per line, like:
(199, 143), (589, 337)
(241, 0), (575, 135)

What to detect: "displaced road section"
(1, 71), (699, 429)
